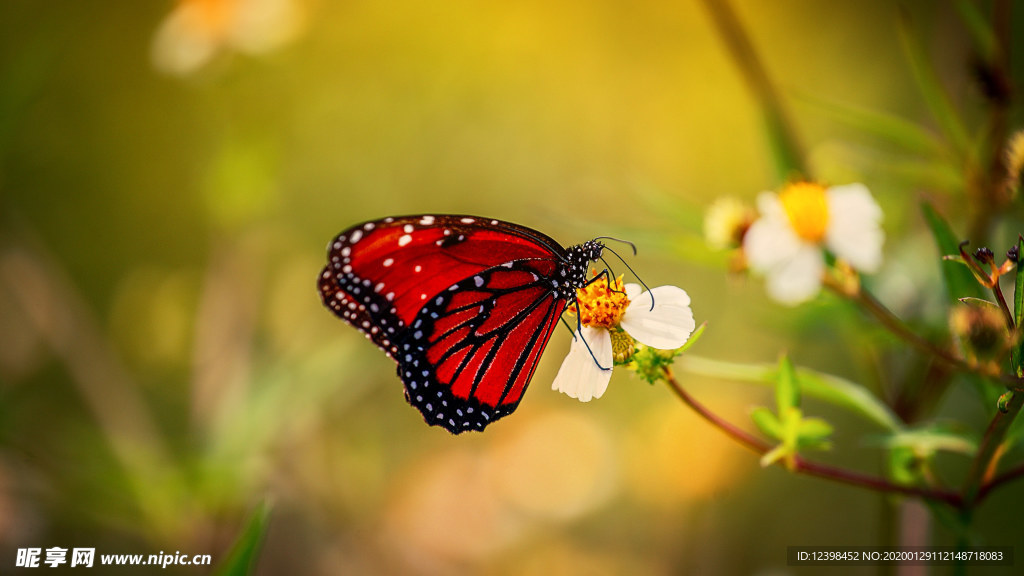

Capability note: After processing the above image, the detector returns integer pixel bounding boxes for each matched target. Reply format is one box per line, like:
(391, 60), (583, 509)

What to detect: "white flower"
(743, 182), (883, 305)
(704, 196), (756, 250)
(152, 0), (304, 76)
(552, 283), (695, 402)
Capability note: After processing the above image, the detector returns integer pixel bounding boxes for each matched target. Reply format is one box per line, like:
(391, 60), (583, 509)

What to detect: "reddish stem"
(662, 368), (963, 507)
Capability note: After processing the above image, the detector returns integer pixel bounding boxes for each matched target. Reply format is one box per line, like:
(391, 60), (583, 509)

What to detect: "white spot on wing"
(460, 217), (475, 224)
(350, 230), (363, 243)
(383, 258), (394, 267)
(414, 265), (422, 273)
(399, 234), (412, 246)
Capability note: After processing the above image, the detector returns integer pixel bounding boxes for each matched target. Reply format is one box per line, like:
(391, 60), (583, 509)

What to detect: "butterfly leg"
(568, 298), (612, 371)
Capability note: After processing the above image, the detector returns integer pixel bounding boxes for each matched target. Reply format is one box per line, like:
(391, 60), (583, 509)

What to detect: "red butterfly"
(318, 215), (604, 433)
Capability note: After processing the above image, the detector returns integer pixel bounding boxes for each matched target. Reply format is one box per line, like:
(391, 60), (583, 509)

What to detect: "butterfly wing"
(398, 258), (568, 432)
(318, 215), (571, 433)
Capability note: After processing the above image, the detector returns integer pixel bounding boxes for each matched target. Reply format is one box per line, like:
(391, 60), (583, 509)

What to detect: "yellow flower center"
(568, 274), (630, 329)
(187, 0), (238, 36)
(779, 182), (829, 243)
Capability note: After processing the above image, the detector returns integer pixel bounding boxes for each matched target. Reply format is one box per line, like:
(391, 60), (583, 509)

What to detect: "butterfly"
(318, 215), (605, 434)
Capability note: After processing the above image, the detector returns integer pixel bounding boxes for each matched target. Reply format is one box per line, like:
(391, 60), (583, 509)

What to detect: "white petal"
(151, 4), (219, 76)
(763, 244), (824, 305)
(621, 286), (696, 349)
(825, 183), (884, 273)
(744, 213), (805, 273)
(227, 0), (303, 54)
(551, 327), (613, 402)
(755, 191), (786, 220)
(624, 283), (643, 300)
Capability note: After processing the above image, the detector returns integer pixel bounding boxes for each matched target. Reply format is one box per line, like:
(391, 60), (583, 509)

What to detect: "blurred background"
(1, 0), (1022, 574)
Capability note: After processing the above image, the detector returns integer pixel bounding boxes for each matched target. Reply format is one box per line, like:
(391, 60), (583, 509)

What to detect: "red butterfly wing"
(398, 260), (568, 432)
(319, 215), (584, 433)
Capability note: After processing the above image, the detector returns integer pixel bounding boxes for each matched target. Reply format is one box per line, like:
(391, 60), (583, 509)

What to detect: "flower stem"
(825, 277), (1024, 390)
(961, 390), (1024, 507)
(848, 282), (964, 367)
(661, 367), (963, 506)
(698, 0), (807, 179)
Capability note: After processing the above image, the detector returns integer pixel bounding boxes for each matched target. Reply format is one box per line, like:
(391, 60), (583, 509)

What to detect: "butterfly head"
(560, 240), (605, 294)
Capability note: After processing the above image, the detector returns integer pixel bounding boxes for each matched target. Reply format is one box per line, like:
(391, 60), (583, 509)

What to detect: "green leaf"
(897, 10), (971, 160)
(797, 417), (834, 442)
(920, 201), (986, 302)
(797, 94), (946, 157)
(759, 444), (790, 469)
(871, 426), (978, 457)
(762, 109), (806, 182)
(678, 322), (707, 355)
(954, 0), (997, 61)
(678, 356), (902, 432)
(213, 500), (272, 576)
(750, 407), (782, 440)
(958, 297), (999, 310)
(775, 354), (800, 413)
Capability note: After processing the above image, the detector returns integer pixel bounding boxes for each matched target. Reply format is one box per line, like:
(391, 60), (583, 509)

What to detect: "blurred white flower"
(152, 0), (304, 76)
(552, 279), (695, 402)
(743, 182), (883, 305)
(704, 196), (756, 250)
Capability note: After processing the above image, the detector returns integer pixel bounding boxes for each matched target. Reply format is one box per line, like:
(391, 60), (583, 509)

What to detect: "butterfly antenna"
(601, 245), (655, 311)
(593, 236), (637, 256)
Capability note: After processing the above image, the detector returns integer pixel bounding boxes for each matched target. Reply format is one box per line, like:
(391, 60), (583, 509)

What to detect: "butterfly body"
(318, 215), (603, 433)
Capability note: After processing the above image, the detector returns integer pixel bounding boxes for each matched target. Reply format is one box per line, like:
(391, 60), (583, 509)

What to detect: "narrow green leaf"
(678, 322), (707, 355)
(954, 0), (997, 60)
(678, 356), (902, 432)
(759, 444), (790, 469)
(897, 11), (972, 159)
(775, 354), (800, 413)
(780, 407), (802, 446)
(762, 110), (806, 181)
(873, 427), (978, 457)
(879, 158), (965, 193)
(213, 500), (272, 576)
(920, 201), (986, 302)
(750, 407), (782, 440)
(797, 418), (834, 442)
(797, 93), (947, 157)
(958, 297), (1000, 312)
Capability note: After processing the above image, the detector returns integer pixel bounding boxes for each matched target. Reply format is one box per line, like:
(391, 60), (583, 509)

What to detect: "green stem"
(698, 0), (807, 179)
(960, 390), (1024, 507)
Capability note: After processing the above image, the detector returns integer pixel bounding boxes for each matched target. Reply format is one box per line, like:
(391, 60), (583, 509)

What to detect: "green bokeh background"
(1, 1), (1022, 574)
